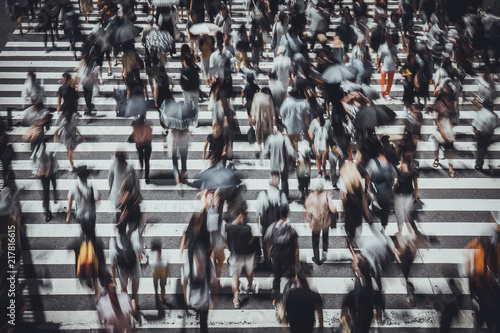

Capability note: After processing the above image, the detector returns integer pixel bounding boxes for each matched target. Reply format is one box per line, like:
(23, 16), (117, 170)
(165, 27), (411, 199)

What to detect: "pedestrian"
(280, 90), (310, 150)
(130, 115), (153, 184)
(376, 34), (399, 100)
(365, 146), (396, 229)
(338, 161), (371, 244)
(272, 45), (291, 90)
(170, 128), (189, 187)
(67, 166), (100, 240)
(110, 229), (143, 316)
(222, 210), (257, 308)
(251, 89), (275, 158)
(199, 34), (214, 86)
(57, 72), (79, 115)
(80, 0), (94, 23)
(262, 128), (297, 198)
(471, 102), (499, 172)
(242, 72), (260, 130)
(144, 240), (169, 313)
(74, 57), (97, 118)
(234, 24), (250, 72)
(304, 179), (337, 265)
(62, 4), (84, 61)
(180, 212), (213, 333)
(393, 152), (419, 234)
(401, 54), (417, 112)
(22, 72), (45, 110)
(54, 110), (84, 171)
(308, 115), (330, 178)
(270, 13), (286, 56)
(481, 6), (500, 72)
(296, 134), (311, 200)
(214, 5), (232, 35)
(285, 271), (324, 333)
(108, 151), (136, 223)
(249, 20), (264, 72)
(96, 283), (134, 333)
(264, 203), (300, 303)
(256, 182), (289, 265)
(13, 0), (31, 35)
(180, 46), (200, 125)
(202, 123), (226, 167)
(34, 139), (59, 222)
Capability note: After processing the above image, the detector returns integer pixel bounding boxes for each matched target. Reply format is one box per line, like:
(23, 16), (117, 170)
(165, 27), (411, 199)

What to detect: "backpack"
(115, 237), (137, 274)
(270, 221), (296, 261)
(77, 240), (98, 285)
(263, 195), (281, 230)
(180, 66), (199, 92)
(372, 159), (393, 199)
(251, 30), (263, 49)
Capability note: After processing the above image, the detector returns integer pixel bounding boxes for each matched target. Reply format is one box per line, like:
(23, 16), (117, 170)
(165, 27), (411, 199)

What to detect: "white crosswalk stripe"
(1, 0), (499, 331)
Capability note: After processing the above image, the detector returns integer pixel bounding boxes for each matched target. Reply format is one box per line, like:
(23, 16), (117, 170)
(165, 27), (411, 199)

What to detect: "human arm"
(202, 136), (209, 160)
(413, 175), (419, 203)
(316, 303), (324, 333)
(57, 95), (62, 113)
(66, 195), (73, 223)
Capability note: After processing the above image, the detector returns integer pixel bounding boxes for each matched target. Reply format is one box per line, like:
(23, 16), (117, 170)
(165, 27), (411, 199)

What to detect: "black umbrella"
(197, 166), (242, 191)
(109, 22), (142, 46)
(159, 99), (197, 130)
(321, 64), (355, 84)
(354, 104), (396, 130)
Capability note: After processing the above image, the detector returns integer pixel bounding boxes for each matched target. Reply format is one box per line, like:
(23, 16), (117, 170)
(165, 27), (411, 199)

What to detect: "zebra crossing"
(1, 0), (500, 331)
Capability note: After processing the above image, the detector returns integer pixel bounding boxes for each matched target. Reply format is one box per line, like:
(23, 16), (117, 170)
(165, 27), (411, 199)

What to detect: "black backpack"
(180, 66), (199, 92)
(372, 159), (393, 199)
(270, 222), (296, 261)
(263, 197), (281, 230)
(115, 240), (137, 274)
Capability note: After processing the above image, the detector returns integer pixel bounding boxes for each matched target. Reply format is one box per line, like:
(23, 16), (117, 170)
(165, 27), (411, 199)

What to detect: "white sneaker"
(385, 95), (392, 101)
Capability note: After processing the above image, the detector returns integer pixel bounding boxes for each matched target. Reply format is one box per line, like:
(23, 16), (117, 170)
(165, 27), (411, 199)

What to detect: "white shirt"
(272, 55), (291, 88)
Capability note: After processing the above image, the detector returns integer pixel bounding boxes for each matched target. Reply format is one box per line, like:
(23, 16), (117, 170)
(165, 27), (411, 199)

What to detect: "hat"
(73, 165), (91, 178)
(146, 15), (154, 23)
(277, 45), (286, 55)
(317, 33), (327, 44)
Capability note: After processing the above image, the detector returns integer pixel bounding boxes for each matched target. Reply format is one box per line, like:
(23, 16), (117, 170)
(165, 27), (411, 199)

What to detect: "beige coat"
(304, 190), (337, 233)
(251, 92), (275, 145)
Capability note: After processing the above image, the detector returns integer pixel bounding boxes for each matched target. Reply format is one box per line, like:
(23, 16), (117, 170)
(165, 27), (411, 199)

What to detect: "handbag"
(247, 127), (256, 144)
(206, 193), (219, 232)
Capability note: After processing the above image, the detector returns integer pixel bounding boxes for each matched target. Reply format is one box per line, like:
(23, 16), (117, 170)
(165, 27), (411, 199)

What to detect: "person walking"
(471, 102), (499, 172)
(262, 128), (297, 198)
(376, 34), (399, 100)
(54, 110), (84, 171)
(108, 151), (137, 223)
(131, 115), (153, 184)
(34, 139), (59, 222)
(67, 166), (100, 240)
(263, 204), (300, 304)
(393, 153), (419, 235)
(57, 72), (79, 115)
(304, 179), (337, 265)
(251, 90), (275, 158)
(222, 210), (258, 308)
(170, 128), (189, 187)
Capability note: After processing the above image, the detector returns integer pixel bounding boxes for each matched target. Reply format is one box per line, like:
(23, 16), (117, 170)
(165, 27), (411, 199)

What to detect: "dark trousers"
(43, 26), (55, 49)
(136, 142), (152, 179)
(83, 82), (93, 112)
(276, 168), (289, 199)
(172, 147), (188, 177)
(376, 195), (392, 228)
(476, 133), (493, 168)
(199, 309), (209, 333)
(41, 175), (57, 215)
(483, 37), (500, 71)
(298, 176), (310, 194)
(272, 257), (295, 301)
(312, 228), (329, 261)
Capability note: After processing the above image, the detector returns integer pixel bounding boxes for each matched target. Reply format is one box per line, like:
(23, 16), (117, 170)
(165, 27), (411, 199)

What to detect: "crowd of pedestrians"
(2, 0), (500, 332)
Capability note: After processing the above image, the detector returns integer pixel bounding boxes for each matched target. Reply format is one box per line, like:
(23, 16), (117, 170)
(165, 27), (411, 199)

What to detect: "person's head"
(390, 10), (398, 21)
(312, 178), (325, 192)
(261, 87), (270, 95)
(278, 12), (286, 24)
(28, 71), (36, 83)
(62, 72), (72, 85)
(268, 72), (277, 80)
(74, 165), (91, 182)
(380, 135), (390, 146)
(280, 203), (290, 219)
(238, 24), (246, 34)
(151, 240), (162, 255)
(216, 31), (224, 49)
(246, 72), (255, 85)
(220, 5), (227, 15)
(213, 122), (222, 137)
(115, 151), (127, 164)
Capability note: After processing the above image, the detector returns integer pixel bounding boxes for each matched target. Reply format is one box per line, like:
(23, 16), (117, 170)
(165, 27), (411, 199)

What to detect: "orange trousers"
(380, 71), (395, 97)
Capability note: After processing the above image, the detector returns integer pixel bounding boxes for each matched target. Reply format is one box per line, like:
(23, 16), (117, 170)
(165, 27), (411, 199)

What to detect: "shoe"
(475, 165), (483, 171)
(107, 71), (113, 76)
(385, 95), (392, 100)
(247, 282), (256, 294)
(432, 159), (439, 168)
(321, 250), (328, 263)
(233, 299), (241, 309)
(53, 199), (58, 204)
(45, 212), (52, 222)
(312, 257), (321, 265)
(145, 178), (150, 184)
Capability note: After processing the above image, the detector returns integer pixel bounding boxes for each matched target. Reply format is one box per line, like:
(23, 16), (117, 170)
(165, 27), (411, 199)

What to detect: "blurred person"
(150, 240), (170, 311)
(54, 110), (84, 171)
(296, 134), (311, 201)
(376, 34), (400, 100)
(401, 54), (418, 112)
(199, 34), (215, 86)
(222, 210), (258, 308)
(270, 13), (286, 56)
(242, 72), (260, 131)
(180, 45), (200, 125)
(308, 115), (330, 178)
(234, 24), (250, 71)
(272, 46), (291, 90)
(365, 146), (396, 229)
(131, 115), (153, 184)
(22, 71), (46, 109)
(280, 91), (310, 150)
(263, 203), (300, 303)
(96, 283), (133, 333)
(34, 139), (59, 222)
(117, 174), (143, 237)
(471, 101), (499, 172)
(80, 0), (94, 23)
(109, 151), (136, 223)
(249, 20), (264, 72)
(170, 127), (190, 187)
(74, 57), (98, 118)
(304, 179), (337, 265)
(393, 152), (419, 235)
(110, 229), (143, 315)
(256, 182), (289, 265)
(67, 166), (100, 240)
(202, 123), (226, 167)
(57, 72), (79, 115)
(285, 270), (324, 333)
(481, 6), (500, 72)
(262, 128), (298, 198)
(251, 89), (275, 158)
(214, 5), (232, 35)
(268, 72), (286, 130)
